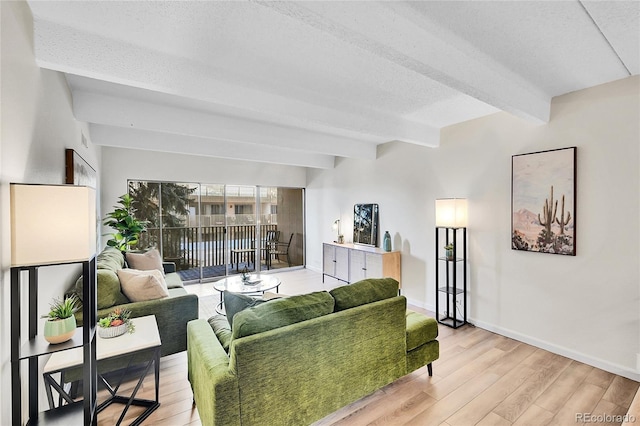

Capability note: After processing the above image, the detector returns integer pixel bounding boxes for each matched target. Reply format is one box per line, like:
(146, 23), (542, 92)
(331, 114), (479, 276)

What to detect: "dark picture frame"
(65, 149), (96, 188)
(353, 203), (379, 247)
(512, 147), (576, 256)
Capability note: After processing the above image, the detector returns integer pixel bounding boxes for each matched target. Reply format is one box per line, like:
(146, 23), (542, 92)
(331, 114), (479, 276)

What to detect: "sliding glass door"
(128, 181), (304, 283)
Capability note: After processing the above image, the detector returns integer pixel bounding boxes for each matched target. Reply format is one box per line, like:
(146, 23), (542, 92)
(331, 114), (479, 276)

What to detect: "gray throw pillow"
(224, 291), (267, 329)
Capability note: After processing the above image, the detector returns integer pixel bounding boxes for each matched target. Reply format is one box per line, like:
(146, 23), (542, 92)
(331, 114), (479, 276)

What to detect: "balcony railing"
(139, 224), (278, 271)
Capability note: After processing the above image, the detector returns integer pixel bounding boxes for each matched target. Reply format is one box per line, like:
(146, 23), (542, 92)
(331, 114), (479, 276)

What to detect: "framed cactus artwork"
(512, 147), (576, 256)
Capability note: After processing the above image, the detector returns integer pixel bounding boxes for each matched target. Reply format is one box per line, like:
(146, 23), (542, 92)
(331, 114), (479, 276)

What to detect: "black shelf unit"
(435, 227), (467, 329)
(11, 258), (98, 426)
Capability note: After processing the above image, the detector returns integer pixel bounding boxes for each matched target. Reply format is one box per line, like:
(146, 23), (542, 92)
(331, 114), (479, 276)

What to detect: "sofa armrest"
(188, 319), (240, 426)
(99, 290), (198, 357)
(163, 262), (177, 274)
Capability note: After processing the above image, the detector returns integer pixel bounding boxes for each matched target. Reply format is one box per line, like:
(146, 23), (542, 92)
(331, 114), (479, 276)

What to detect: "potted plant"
(104, 194), (148, 252)
(98, 307), (135, 338)
(444, 243), (455, 260)
(42, 294), (79, 344)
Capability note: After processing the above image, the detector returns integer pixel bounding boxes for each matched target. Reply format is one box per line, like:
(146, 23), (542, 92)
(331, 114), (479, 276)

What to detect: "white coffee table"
(213, 274), (281, 314)
(43, 315), (161, 426)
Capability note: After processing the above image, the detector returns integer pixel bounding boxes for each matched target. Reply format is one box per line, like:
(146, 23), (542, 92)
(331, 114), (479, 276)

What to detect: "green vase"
(383, 231), (392, 252)
(43, 316), (76, 344)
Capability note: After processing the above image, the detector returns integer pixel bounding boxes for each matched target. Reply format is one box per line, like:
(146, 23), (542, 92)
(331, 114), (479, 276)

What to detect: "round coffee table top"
(213, 274), (281, 294)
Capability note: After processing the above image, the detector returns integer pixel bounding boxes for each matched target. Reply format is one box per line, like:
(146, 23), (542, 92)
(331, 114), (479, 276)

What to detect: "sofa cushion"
(164, 272), (184, 289)
(232, 291), (335, 339)
(125, 249), (164, 275)
(208, 315), (233, 352)
(117, 268), (169, 302)
(406, 310), (438, 351)
(97, 247), (125, 271)
(224, 291), (267, 329)
(330, 278), (399, 312)
(75, 269), (129, 310)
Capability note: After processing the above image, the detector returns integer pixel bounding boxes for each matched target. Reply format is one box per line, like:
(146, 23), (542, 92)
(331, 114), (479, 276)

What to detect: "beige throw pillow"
(125, 249), (164, 275)
(117, 268), (169, 302)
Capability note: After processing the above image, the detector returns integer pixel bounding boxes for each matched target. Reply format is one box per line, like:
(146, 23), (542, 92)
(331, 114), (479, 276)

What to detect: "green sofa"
(73, 247), (199, 357)
(187, 278), (439, 426)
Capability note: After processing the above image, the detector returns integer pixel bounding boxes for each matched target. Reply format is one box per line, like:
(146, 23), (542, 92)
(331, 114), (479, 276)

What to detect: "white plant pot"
(98, 323), (127, 339)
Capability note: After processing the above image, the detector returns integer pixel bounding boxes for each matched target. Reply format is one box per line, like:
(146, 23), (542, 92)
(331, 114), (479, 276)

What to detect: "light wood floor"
(96, 269), (639, 425)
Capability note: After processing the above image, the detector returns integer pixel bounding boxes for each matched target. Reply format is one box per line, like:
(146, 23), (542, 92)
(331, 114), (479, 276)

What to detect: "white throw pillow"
(117, 268), (169, 302)
(125, 249), (165, 275)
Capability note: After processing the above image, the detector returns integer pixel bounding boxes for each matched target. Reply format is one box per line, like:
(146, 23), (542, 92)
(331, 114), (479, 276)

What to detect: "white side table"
(43, 315), (162, 426)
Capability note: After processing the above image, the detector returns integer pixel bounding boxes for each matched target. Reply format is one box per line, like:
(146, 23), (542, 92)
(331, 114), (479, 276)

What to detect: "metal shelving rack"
(11, 258), (98, 426)
(435, 227), (467, 328)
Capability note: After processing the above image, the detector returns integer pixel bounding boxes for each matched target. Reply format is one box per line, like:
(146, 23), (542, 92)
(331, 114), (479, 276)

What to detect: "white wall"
(0, 1), (102, 423)
(100, 146), (306, 235)
(306, 76), (640, 380)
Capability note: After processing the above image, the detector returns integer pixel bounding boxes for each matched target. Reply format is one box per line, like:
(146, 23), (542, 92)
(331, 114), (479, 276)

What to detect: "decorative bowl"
(98, 323), (127, 339)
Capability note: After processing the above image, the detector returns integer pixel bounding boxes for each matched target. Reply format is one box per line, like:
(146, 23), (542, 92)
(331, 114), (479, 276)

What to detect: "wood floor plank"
(432, 332), (502, 378)
(145, 397), (200, 424)
(476, 412), (512, 426)
(367, 391), (438, 426)
(492, 352), (572, 422)
(588, 399), (629, 426)
(511, 404), (554, 426)
(445, 362), (536, 425)
(547, 383), (606, 426)
(602, 375), (640, 409)
(585, 368), (616, 389)
(485, 343), (537, 377)
(425, 347), (506, 400)
(494, 337), (522, 353)
(457, 327), (495, 349)
(534, 360), (593, 413)
(623, 389), (640, 426)
(407, 372), (500, 426)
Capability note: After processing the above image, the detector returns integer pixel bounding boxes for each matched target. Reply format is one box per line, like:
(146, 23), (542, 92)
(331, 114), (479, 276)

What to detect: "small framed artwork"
(65, 149), (97, 188)
(512, 147), (576, 256)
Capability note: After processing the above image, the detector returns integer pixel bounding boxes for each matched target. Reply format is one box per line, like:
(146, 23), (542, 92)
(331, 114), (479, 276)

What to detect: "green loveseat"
(73, 247), (199, 357)
(187, 278), (439, 426)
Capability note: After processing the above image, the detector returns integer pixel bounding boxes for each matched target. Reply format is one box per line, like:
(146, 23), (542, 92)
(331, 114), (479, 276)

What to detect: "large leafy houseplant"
(104, 194), (148, 252)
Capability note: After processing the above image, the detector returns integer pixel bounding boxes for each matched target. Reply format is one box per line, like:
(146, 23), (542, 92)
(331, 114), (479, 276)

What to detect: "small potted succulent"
(98, 307), (135, 338)
(444, 243), (455, 260)
(42, 294), (80, 344)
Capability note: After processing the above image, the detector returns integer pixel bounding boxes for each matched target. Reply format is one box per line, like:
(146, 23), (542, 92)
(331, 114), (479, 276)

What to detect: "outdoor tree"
(128, 182), (195, 263)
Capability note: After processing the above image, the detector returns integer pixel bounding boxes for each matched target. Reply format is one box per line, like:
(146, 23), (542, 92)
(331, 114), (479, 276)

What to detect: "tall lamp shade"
(11, 184), (96, 266)
(435, 198), (468, 228)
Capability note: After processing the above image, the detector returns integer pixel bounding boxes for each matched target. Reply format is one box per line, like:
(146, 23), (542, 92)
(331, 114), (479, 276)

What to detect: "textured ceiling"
(28, 1), (639, 169)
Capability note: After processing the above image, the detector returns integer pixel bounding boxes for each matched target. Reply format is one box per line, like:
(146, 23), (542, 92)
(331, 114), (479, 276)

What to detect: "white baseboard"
(470, 318), (640, 382)
(405, 297), (431, 312)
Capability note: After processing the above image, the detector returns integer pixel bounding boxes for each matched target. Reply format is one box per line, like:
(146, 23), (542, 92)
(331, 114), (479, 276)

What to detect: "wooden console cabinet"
(322, 242), (401, 288)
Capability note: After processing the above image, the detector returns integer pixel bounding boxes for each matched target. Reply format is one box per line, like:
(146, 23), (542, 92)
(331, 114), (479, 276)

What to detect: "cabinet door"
(364, 253), (383, 278)
(334, 246), (350, 282)
(349, 250), (366, 282)
(322, 244), (335, 276)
